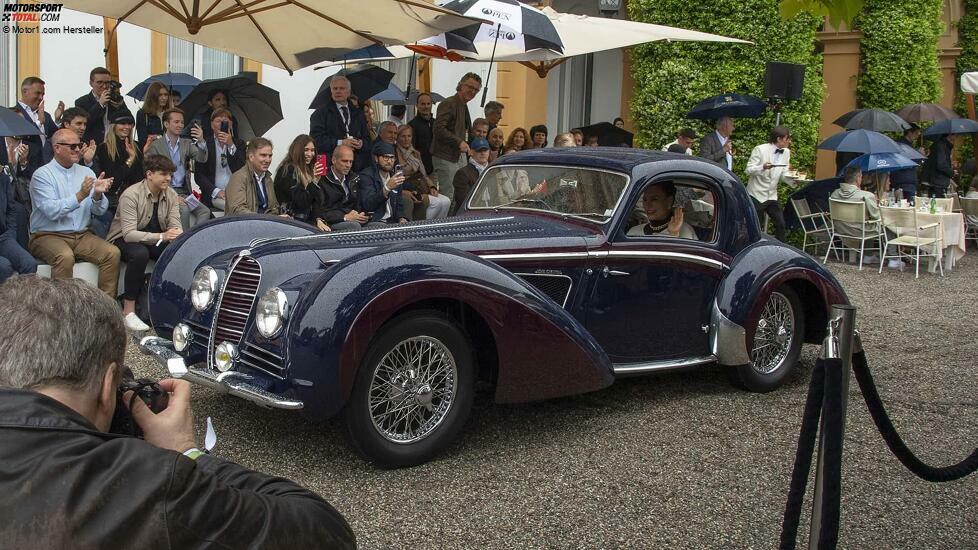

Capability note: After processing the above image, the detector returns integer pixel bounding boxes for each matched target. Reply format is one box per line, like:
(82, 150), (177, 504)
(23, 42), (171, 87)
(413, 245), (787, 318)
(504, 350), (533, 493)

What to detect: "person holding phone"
(145, 108), (210, 229)
(194, 108), (245, 213)
(94, 110), (145, 238)
(273, 135), (329, 230)
(745, 126), (792, 242)
(357, 141), (407, 226)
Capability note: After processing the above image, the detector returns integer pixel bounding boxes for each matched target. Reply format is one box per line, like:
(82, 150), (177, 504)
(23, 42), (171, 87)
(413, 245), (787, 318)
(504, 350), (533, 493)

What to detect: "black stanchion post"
(809, 305), (857, 549)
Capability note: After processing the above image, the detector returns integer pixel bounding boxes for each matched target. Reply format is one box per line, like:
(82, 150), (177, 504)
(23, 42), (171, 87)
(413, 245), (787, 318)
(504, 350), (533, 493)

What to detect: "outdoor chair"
(791, 197), (833, 257)
(960, 196), (978, 246)
(922, 197), (954, 212)
(824, 198), (883, 270)
(879, 206), (943, 278)
(951, 194), (961, 213)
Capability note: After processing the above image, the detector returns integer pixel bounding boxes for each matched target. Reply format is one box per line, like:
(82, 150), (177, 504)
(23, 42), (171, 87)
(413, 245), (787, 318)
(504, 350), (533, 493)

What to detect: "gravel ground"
(128, 254), (978, 549)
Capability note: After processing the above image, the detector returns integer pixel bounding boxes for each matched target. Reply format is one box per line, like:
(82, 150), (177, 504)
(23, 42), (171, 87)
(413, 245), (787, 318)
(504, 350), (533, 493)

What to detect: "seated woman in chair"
(628, 181), (697, 239)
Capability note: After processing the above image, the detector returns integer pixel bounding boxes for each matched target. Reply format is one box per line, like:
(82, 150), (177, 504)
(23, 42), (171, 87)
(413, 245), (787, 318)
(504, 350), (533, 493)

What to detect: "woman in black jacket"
(273, 135), (330, 231)
(93, 110), (145, 237)
(136, 82), (169, 146)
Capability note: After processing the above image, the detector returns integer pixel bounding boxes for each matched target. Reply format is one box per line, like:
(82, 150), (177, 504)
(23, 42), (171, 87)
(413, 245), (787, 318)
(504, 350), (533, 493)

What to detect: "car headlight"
(190, 266), (219, 312)
(256, 287), (289, 338)
(215, 341), (238, 372)
(172, 324), (192, 352)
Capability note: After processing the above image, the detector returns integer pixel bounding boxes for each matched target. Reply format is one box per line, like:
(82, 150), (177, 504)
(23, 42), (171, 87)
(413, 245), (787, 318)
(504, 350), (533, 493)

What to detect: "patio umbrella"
(833, 108), (910, 133)
(921, 118), (978, 138)
(817, 129), (902, 154)
(578, 122), (634, 147)
(58, 0), (480, 74)
(379, 89), (445, 106)
(310, 65), (395, 109)
(896, 142), (926, 161)
(0, 108), (43, 137)
(127, 72), (200, 101)
(688, 93), (767, 120)
(179, 76), (282, 138)
(845, 152), (918, 174)
(896, 103), (958, 123)
(441, 0), (563, 52)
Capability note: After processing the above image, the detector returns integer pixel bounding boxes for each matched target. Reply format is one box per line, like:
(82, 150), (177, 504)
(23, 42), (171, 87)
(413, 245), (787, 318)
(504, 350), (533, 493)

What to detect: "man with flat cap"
(357, 141), (408, 226)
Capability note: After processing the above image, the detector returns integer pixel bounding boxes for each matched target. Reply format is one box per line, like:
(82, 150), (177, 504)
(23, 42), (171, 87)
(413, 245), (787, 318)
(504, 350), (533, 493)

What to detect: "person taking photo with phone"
(273, 135), (331, 230)
(194, 108), (245, 213)
(145, 108), (210, 229)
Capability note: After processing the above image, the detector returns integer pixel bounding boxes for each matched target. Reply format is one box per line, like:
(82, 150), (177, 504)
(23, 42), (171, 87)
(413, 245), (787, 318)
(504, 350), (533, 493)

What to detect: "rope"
(852, 350), (978, 482)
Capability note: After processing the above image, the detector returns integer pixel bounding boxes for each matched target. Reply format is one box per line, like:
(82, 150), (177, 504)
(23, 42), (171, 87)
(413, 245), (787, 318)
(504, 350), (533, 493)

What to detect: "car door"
(585, 177), (728, 365)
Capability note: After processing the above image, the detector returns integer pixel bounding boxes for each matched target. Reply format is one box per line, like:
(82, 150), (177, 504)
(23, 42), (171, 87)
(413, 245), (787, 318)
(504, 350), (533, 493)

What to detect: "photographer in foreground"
(0, 276), (356, 549)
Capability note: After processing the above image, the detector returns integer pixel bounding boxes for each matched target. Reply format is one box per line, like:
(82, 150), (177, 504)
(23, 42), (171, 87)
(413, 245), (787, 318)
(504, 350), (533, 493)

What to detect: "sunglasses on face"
(57, 142), (84, 150)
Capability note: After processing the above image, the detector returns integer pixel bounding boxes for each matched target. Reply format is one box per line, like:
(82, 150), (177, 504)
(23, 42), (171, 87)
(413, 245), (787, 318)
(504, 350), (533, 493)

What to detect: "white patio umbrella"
(59, 0), (482, 74)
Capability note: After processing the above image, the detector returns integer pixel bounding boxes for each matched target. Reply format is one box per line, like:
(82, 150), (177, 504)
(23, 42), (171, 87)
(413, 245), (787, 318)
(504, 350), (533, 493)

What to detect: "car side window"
(624, 180), (717, 242)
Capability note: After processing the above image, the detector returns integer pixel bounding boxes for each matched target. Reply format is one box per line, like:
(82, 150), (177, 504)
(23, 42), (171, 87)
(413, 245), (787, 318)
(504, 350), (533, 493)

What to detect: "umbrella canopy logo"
(876, 159), (889, 167)
(488, 28), (517, 40)
(481, 7), (512, 20)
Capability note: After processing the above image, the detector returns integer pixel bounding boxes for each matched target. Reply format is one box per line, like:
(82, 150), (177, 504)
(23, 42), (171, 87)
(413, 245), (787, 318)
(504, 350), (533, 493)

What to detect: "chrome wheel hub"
(751, 292), (795, 375)
(368, 336), (457, 444)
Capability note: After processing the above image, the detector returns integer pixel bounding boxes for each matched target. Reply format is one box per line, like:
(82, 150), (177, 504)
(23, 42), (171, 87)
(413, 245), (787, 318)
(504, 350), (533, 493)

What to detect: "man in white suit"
(745, 126), (792, 242)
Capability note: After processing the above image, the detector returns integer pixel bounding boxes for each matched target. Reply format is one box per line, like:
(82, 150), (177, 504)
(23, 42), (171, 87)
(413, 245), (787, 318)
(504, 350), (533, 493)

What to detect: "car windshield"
(466, 165), (630, 223)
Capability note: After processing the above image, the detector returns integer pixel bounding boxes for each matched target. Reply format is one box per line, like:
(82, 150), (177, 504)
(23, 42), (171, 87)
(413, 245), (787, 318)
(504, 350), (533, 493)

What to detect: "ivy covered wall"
(627, 0), (825, 175)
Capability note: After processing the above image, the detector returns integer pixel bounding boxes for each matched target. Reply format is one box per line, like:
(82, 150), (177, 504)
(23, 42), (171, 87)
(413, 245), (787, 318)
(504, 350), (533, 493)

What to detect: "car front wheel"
(341, 312), (474, 468)
(732, 287), (805, 393)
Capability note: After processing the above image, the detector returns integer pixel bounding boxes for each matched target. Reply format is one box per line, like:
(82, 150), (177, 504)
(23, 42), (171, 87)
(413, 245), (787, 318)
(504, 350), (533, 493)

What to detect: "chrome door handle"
(602, 266), (630, 277)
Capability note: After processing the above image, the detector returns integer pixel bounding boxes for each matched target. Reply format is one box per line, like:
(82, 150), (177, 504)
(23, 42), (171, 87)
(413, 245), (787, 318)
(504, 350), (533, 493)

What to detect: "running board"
(613, 355), (717, 376)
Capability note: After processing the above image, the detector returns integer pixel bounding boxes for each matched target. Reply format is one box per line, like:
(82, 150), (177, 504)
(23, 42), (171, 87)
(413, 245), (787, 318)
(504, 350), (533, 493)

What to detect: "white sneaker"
(124, 312), (150, 332)
(887, 259), (905, 269)
(863, 255), (880, 265)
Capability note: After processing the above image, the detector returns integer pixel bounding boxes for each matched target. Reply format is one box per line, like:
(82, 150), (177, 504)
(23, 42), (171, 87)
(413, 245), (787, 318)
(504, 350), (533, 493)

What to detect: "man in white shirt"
(662, 128), (696, 155)
(745, 126), (792, 242)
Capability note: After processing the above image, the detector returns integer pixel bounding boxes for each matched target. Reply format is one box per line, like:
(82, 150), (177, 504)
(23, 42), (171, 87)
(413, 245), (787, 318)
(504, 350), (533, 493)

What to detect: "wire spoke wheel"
(751, 291), (795, 375)
(368, 336), (458, 444)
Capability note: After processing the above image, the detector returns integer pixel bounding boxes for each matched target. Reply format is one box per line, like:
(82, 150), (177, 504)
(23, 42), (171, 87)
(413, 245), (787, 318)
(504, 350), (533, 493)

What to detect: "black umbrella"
(688, 93), (767, 120)
(921, 117), (978, 138)
(817, 129), (902, 154)
(578, 122), (633, 147)
(379, 89), (446, 106)
(833, 108), (910, 132)
(310, 65), (395, 110)
(178, 76), (282, 139)
(896, 103), (958, 123)
(0, 108), (43, 137)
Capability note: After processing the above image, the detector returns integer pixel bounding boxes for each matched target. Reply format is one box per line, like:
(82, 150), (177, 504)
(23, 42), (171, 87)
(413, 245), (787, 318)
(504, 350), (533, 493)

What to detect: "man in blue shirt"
(28, 129), (120, 296)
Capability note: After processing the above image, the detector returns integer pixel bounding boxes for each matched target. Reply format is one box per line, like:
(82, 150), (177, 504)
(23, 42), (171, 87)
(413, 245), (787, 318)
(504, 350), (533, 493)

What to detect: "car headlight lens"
(190, 266), (219, 312)
(256, 287), (289, 338)
(215, 341), (238, 372)
(172, 324), (192, 352)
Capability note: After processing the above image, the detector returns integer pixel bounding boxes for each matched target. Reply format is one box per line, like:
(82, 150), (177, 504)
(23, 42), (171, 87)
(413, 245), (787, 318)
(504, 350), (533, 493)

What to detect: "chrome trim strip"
(613, 355), (716, 375)
(240, 347), (285, 372)
(250, 216), (518, 248)
(710, 300), (750, 366)
(481, 251), (590, 261)
(514, 272), (574, 308)
(602, 250), (727, 270)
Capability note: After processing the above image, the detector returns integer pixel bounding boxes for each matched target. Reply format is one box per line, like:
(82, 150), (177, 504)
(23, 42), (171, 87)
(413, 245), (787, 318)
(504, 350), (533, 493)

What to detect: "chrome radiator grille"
(209, 256), (261, 365)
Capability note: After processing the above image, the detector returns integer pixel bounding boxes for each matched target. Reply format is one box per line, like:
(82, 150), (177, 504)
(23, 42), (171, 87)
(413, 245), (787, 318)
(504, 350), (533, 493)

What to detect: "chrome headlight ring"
(190, 266), (219, 312)
(256, 287), (289, 338)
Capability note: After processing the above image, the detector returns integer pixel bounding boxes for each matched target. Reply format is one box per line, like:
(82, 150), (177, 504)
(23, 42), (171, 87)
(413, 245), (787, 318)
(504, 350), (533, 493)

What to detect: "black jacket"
(357, 164), (404, 224)
(319, 168), (361, 225)
(75, 92), (112, 144)
(282, 171), (329, 227)
(12, 103), (58, 179)
(95, 136), (145, 208)
(408, 114), (435, 175)
(310, 102), (372, 172)
(890, 136), (919, 189)
(923, 136), (954, 190)
(1, 169), (21, 241)
(135, 109), (165, 145)
(194, 136), (246, 207)
(0, 388), (356, 549)
(451, 163), (480, 214)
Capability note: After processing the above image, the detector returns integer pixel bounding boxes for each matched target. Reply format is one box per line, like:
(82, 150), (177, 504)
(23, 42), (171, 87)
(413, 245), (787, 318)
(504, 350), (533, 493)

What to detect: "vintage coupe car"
(140, 148), (847, 468)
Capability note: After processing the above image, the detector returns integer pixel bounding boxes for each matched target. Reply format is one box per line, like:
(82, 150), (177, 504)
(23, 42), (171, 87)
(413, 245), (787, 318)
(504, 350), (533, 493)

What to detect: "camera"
(107, 80), (124, 106)
(109, 366), (169, 438)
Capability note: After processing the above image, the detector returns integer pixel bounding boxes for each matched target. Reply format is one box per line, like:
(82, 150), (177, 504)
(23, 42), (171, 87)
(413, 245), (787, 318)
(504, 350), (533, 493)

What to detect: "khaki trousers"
(29, 231), (121, 296)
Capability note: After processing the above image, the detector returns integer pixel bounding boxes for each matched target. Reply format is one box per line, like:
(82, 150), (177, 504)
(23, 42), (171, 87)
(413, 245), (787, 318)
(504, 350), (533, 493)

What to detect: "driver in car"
(628, 182), (697, 239)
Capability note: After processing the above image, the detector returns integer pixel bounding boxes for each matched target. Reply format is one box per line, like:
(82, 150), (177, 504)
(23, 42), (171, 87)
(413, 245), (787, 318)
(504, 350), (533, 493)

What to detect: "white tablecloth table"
(913, 211), (966, 272)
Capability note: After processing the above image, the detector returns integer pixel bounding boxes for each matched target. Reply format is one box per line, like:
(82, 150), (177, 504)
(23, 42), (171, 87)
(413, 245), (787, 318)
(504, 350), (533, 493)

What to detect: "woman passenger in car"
(628, 181), (697, 239)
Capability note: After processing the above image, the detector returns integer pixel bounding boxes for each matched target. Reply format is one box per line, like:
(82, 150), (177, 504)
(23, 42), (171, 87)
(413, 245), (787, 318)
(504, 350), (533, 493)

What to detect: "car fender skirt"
(710, 301), (750, 366)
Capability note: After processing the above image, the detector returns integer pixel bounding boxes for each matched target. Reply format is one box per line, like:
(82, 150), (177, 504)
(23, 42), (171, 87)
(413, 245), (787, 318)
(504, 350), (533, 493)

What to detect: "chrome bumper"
(138, 336), (304, 410)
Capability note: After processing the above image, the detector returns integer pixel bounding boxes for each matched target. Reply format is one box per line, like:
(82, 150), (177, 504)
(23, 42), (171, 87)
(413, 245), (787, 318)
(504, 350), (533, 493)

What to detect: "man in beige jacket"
(107, 154), (182, 331)
(224, 138), (282, 216)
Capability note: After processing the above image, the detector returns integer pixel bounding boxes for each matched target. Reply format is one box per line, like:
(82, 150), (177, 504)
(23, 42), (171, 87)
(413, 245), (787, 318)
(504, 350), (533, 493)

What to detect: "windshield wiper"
(493, 197), (552, 210)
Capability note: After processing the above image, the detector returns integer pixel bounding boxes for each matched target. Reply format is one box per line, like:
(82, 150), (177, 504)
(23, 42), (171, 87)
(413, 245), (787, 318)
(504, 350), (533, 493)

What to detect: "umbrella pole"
(481, 24), (502, 108)
(406, 54), (417, 101)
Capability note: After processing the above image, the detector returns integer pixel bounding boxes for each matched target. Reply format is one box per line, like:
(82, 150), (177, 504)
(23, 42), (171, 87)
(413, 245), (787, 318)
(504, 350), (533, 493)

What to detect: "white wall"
(262, 64), (340, 169)
(589, 48), (623, 125)
(430, 59), (497, 123)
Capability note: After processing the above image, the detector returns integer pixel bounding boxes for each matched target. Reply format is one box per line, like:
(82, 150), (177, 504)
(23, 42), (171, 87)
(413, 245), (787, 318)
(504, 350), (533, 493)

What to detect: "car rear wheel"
(732, 287), (805, 393)
(341, 311), (474, 468)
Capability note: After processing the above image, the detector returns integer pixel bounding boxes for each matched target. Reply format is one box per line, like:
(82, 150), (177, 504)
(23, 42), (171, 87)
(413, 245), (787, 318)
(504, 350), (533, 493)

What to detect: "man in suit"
(0, 160), (38, 282)
(923, 133), (955, 198)
(310, 75), (372, 173)
(745, 126), (792, 242)
(75, 67), (122, 145)
(357, 141), (406, 226)
(186, 89), (239, 141)
(224, 138), (283, 216)
(145, 108), (210, 228)
(14, 77), (60, 179)
(320, 145), (368, 231)
(432, 73), (480, 204)
(451, 137), (490, 215)
(699, 116), (735, 170)
(409, 92), (436, 175)
(194, 108), (245, 212)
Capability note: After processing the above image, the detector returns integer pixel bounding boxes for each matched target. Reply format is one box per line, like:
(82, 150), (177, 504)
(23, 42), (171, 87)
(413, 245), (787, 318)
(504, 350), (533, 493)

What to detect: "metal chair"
(960, 196), (978, 246)
(791, 197), (833, 257)
(824, 199), (883, 270)
(879, 206), (943, 278)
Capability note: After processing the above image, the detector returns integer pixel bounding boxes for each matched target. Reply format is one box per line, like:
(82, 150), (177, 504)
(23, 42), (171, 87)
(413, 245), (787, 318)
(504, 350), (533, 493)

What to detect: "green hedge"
(955, 0), (978, 166)
(855, 0), (944, 110)
(627, 0), (825, 177)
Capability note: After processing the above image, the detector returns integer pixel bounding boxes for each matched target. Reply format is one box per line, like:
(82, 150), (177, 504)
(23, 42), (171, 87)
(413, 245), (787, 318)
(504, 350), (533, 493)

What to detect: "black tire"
(341, 311), (474, 468)
(731, 286), (805, 393)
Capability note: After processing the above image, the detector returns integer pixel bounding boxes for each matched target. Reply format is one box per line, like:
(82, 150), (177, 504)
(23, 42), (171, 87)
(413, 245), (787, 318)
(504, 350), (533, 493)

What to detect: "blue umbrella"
(370, 82), (407, 102)
(817, 129), (902, 154)
(127, 72), (201, 101)
(688, 93), (767, 120)
(896, 142), (926, 161)
(921, 117), (978, 138)
(845, 152), (918, 174)
(379, 89), (445, 106)
(0, 108), (42, 137)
